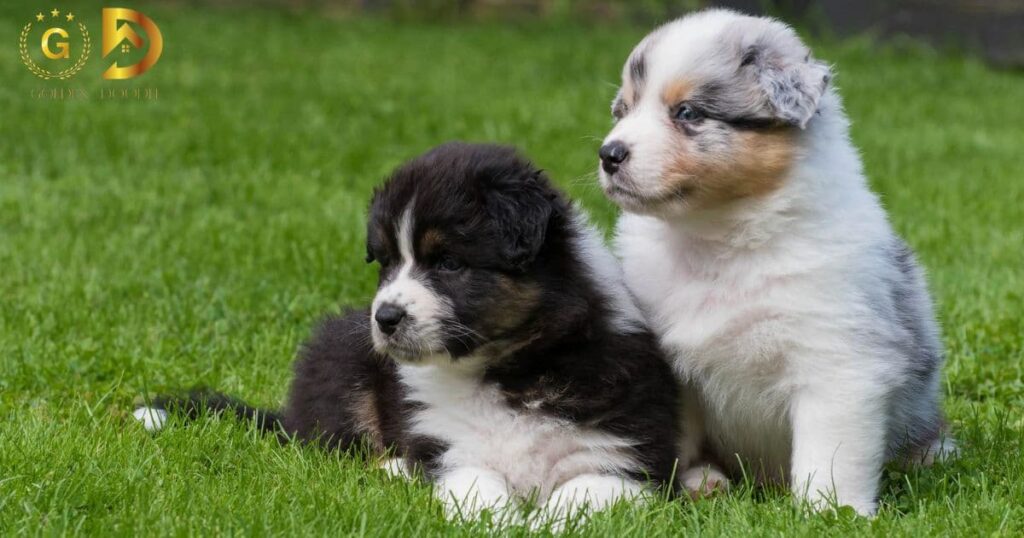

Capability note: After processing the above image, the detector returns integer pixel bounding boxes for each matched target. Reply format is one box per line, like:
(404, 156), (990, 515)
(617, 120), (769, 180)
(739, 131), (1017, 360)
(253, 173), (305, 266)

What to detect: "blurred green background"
(1, 0), (1022, 535)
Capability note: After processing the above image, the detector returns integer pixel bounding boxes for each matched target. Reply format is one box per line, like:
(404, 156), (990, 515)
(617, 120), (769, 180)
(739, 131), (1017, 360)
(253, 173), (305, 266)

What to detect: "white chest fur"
(614, 214), (839, 479)
(398, 362), (636, 500)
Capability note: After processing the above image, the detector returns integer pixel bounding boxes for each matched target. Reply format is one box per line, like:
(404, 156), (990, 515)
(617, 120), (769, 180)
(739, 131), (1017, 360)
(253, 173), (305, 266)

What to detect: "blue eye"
(438, 256), (463, 272)
(674, 103), (702, 122)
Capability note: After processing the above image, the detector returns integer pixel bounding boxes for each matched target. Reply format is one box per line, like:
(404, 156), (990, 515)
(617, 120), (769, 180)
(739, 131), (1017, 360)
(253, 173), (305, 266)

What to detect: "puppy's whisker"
(569, 171), (601, 188)
(446, 321), (483, 339)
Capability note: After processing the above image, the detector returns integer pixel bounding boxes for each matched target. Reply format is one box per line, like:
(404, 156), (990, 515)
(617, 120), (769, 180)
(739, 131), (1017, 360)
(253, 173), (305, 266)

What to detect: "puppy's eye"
(673, 103), (702, 123)
(613, 103), (628, 120)
(437, 256), (463, 272)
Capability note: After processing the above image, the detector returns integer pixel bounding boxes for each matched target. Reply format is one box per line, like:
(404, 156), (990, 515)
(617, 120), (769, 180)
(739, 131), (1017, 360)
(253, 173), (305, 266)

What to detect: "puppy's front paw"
(379, 457), (412, 479)
(680, 464), (730, 499)
(797, 487), (878, 518)
(912, 436), (960, 467)
(436, 467), (514, 523)
(532, 474), (645, 533)
(132, 406), (168, 432)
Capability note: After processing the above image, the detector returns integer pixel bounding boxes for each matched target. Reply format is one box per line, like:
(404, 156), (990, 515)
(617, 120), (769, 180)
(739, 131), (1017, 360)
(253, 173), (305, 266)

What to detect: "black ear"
(741, 42), (832, 128)
(485, 170), (554, 271)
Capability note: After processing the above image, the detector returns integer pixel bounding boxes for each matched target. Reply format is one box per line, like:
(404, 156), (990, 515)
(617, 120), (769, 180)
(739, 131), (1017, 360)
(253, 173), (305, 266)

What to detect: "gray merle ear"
(485, 169), (554, 271)
(741, 41), (832, 128)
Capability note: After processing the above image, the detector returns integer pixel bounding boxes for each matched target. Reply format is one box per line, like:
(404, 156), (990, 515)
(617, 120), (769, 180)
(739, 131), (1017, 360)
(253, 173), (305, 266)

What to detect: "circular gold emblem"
(19, 10), (91, 80)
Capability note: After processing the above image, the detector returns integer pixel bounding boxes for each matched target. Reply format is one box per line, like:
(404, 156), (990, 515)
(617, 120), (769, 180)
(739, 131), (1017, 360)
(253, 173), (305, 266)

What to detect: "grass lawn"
(2, 1), (1023, 535)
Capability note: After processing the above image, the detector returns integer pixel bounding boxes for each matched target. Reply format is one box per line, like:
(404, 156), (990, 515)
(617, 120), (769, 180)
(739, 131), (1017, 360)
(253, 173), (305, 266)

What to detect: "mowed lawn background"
(1, 1), (1022, 535)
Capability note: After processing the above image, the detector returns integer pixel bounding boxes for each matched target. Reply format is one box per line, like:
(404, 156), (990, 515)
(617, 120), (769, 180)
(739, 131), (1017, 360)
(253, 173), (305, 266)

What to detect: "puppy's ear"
(485, 169), (554, 271)
(741, 41), (832, 128)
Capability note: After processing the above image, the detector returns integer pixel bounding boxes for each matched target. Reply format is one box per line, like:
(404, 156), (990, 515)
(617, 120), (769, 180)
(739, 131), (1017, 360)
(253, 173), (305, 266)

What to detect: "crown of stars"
(37, 8), (72, 22)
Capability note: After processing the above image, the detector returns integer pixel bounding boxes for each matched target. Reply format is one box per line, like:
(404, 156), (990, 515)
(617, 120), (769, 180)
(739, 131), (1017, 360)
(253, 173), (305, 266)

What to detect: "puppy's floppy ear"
(741, 40), (832, 128)
(485, 169), (554, 271)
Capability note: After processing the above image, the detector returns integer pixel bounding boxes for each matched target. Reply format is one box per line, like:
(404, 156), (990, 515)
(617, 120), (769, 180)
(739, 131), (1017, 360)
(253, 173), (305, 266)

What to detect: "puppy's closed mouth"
(606, 181), (695, 207)
(377, 342), (429, 361)
(603, 174), (645, 199)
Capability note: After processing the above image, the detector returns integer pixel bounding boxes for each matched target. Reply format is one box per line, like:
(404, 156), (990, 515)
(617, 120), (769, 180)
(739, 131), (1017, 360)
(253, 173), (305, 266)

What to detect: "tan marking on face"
(664, 126), (797, 207)
(483, 277), (541, 333)
(661, 79), (695, 107)
(418, 228), (444, 257)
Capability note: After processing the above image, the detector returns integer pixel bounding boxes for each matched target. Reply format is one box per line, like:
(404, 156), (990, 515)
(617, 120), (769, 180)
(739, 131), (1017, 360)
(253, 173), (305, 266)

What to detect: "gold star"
(50, 8), (59, 17)
(66, 12), (74, 21)
(36, 12), (45, 21)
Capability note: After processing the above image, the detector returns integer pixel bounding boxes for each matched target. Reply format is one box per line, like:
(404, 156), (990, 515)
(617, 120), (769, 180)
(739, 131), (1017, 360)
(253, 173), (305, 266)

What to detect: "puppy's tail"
(133, 389), (282, 434)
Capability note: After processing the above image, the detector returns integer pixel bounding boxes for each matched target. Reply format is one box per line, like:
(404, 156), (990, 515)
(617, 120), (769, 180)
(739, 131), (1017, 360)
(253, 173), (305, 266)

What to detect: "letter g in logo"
(41, 27), (70, 59)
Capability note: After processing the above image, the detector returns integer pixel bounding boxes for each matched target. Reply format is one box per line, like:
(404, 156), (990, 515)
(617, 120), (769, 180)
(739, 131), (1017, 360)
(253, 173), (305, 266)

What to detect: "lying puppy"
(137, 143), (680, 523)
(597, 10), (955, 515)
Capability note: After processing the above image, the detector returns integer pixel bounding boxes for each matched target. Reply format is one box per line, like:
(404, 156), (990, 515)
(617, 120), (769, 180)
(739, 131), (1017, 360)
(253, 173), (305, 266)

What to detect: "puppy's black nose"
(599, 141), (630, 174)
(375, 304), (406, 335)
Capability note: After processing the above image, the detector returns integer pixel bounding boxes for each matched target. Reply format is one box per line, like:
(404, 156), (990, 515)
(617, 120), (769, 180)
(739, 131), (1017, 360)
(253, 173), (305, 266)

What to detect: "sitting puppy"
(597, 10), (955, 515)
(137, 143), (681, 523)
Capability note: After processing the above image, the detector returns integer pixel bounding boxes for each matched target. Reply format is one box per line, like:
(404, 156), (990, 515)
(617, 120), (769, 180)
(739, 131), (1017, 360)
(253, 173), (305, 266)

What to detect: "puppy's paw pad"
(133, 406), (168, 432)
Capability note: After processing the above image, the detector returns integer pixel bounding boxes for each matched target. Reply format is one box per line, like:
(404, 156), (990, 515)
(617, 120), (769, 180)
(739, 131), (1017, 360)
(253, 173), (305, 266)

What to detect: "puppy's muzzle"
(599, 140), (630, 174)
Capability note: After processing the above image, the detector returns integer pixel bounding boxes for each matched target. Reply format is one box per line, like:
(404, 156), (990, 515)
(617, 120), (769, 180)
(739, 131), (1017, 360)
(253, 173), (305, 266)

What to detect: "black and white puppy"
(598, 10), (955, 515)
(137, 143), (680, 523)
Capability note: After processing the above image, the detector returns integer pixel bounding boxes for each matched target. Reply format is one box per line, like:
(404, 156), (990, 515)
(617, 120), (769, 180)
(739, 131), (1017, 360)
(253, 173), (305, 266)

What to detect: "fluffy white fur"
(603, 10), (954, 515)
(133, 406), (168, 432)
(398, 359), (643, 522)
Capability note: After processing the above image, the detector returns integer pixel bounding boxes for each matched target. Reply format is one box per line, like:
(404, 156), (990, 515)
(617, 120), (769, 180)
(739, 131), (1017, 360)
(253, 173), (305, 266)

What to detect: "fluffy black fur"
(149, 143), (682, 490)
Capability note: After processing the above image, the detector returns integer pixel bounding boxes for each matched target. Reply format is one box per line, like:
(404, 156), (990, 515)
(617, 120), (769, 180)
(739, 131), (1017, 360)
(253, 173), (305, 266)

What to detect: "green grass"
(2, 2), (1023, 535)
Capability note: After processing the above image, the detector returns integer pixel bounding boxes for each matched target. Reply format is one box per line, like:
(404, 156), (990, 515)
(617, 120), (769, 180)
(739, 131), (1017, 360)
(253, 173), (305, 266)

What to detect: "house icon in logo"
(101, 7), (162, 80)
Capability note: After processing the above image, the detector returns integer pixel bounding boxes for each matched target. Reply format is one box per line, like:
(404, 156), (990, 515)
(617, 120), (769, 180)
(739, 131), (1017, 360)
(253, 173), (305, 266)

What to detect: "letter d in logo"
(102, 7), (163, 80)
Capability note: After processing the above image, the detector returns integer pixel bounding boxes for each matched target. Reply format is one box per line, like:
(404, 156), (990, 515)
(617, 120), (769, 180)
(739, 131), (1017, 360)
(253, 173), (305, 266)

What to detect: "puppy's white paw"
(379, 457), (411, 479)
(436, 467), (514, 523)
(918, 437), (960, 466)
(795, 484), (877, 517)
(133, 406), (168, 432)
(680, 464), (730, 499)
(807, 492), (878, 518)
(535, 474), (645, 532)
(900, 436), (960, 468)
